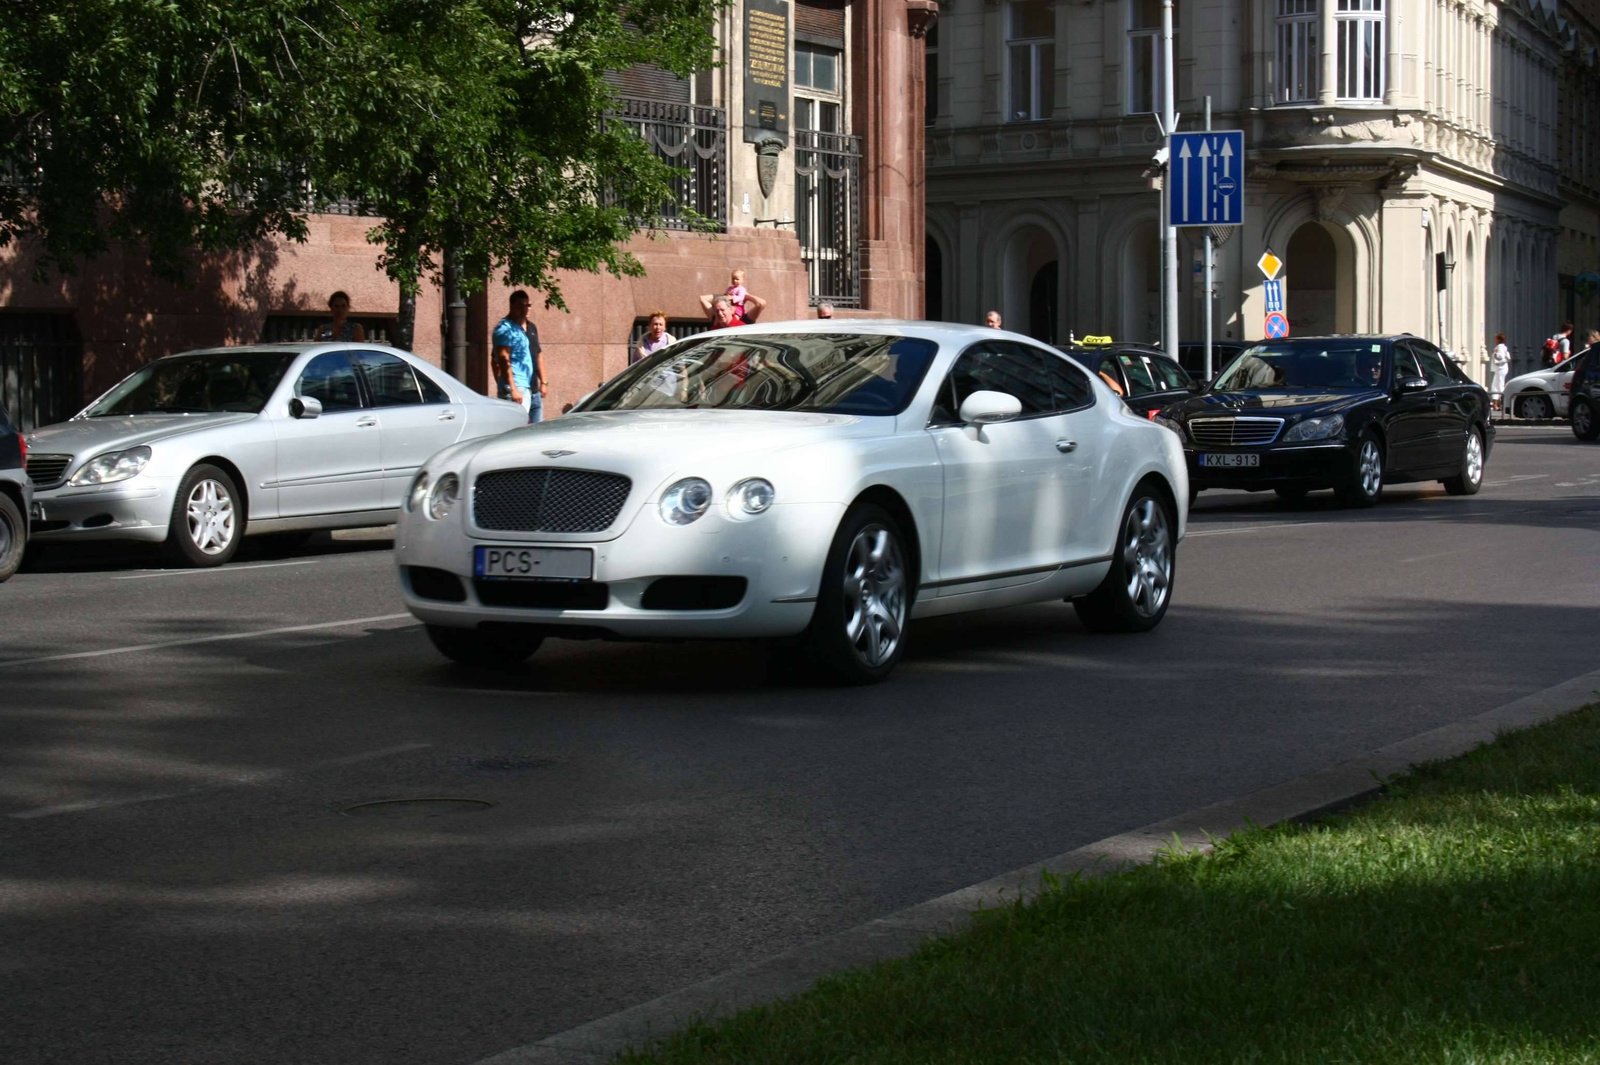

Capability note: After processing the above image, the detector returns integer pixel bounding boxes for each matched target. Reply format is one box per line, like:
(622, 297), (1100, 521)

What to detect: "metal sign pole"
(1203, 96), (1212, 382)
(1162, 0), (1178, 364)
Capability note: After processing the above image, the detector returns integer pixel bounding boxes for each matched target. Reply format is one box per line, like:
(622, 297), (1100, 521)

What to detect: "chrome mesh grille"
(25, 453), (72, 486)
(473, 468), (632, 533)
(1188, 417), (1283, 447)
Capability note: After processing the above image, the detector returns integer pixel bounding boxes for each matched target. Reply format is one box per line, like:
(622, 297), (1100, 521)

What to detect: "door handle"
(1056, 439), (1078, 453)
(437, 409), (457, 421)
(356, 416), (378, 428)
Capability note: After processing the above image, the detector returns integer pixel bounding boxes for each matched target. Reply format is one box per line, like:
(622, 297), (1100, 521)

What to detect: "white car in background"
(25, 344), (527, 566)
(1502, 355), (1586, 420)
(396, 321), (1188, 685)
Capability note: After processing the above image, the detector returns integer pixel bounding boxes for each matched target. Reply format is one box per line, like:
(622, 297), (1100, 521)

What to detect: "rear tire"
(165, 464), (243, 567)
(800, 503), (913, 685)
(1573, 398), (1600, 441)
(1442, 426), (1485, 496)
(1336, 433), (1383, 509)
(426, 624), (542, 669)
(1074, 485), (1175, 634)
(0, 492), (25, 583)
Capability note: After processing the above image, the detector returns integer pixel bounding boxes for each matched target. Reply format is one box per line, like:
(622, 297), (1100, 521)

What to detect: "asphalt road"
(4, 425), (1599, 1065)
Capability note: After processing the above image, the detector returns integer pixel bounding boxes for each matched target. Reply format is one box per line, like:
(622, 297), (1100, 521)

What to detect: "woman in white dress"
(1490, 332), (1511, 413)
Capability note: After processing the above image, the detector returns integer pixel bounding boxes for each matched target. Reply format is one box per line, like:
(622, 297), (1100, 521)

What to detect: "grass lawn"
(620, 704), (1600, 1064)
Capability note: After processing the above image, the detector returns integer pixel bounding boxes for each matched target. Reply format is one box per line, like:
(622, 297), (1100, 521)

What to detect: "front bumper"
(1186, 441), (1353, 491)
(29, 477), (175, 543)
(395, 500), (846, 640)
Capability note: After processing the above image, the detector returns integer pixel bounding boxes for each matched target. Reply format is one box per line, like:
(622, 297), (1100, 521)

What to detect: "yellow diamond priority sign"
(1256, 249), (1283, 280)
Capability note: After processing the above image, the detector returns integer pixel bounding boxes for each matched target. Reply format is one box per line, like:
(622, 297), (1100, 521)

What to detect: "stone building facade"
(1558, 0), (1600, 337)
(925, 0), (1566, 382)
(0, 0), (933, 430)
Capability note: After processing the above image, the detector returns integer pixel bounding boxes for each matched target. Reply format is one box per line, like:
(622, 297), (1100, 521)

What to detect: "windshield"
(85, 350), (298, 416)
(578, 333), (940, 416)
(1213, 340), (1387, 392)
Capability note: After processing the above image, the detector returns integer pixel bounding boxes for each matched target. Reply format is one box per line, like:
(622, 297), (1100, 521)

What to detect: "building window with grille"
(1007, 0), (1054, 121)
(1275, 0), (1318, 102)
(1335, 0), (1384, 100)
(1127, 0), (1173, 115)
(795, 39), (861, 307)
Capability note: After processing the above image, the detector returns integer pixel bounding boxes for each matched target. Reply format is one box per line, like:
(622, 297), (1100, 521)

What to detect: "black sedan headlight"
(1283, 414), (1345, 442)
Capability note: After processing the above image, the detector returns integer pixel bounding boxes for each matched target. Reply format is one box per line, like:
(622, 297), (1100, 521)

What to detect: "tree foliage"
(0, 0), (722, 306)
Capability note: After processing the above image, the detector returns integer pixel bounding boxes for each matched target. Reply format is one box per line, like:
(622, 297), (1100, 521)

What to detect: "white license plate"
(1198, 453), (1261, 468)
(473, 546), (593, 581)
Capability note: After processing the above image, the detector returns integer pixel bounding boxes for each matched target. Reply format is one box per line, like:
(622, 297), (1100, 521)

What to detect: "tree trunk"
(395, 289), (417, 351)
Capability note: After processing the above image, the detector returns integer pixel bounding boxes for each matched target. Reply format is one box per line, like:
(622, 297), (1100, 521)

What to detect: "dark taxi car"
(0, 398), (29, 581)
(1056, 342), (1196, 418)
(1159, 335), (1493, 507)
(1178, 340), (1249, 382)
(1571, 350), (1600, 440)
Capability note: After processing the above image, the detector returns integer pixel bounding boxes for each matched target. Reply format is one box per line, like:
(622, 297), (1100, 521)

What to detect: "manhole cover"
(341, 798), (494, 818)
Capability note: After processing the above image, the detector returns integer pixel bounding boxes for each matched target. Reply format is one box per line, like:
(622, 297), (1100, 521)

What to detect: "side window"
(414, 369), (451, 404)
(1045, 353), (1095, 411)
(1117, 352), (1158, 396)
(931, 343), (1053, 423)
(354, 351), (423, 407)
(294, 352), (363, 412)
(1150, 356), (1191, 391)
(1410, 342), (1454, 387)
(1391, 344), (1423, 383)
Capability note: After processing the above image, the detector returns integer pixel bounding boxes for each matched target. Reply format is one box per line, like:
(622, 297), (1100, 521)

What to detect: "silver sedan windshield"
(579, 333), (940, 416)
(86, 350), (298, 416)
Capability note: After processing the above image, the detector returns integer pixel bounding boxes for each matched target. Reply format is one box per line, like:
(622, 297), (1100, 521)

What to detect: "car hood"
(1506, 368), (1568, 388)
(25, 413), (257, 457)
(454, 409), (883, 488)
(1171, 389), (1382, 418)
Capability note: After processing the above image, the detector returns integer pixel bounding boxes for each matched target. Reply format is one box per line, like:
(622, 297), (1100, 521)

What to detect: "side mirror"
(289, 395), (323, 419)
(1186, 378), (1206, 393)
(959, 389), (1023, 425)
(1396, 376), (1429, 395)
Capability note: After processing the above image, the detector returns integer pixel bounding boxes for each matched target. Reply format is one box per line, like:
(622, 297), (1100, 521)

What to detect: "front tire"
(1573, 398), (1600, 441)
(1442, 426), (1485, 496)
(801, 503), (912, 685)
(0, 492), (25, 582)
(1516, 393), (1554, 421)
(166, 464), (243, 567)
(1074, 486), (1175, 633)
(425, 624), (543, 669)
(1336, 433), (1383, 509)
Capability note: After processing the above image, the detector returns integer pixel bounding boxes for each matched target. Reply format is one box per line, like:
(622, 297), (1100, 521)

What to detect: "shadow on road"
(19, 528), (396, 574)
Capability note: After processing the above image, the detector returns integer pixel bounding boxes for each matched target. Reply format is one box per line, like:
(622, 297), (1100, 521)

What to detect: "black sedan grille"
(473, 468), (632, 534)
(1188, 417), (1284, 446)
(25, 453), (73, 486)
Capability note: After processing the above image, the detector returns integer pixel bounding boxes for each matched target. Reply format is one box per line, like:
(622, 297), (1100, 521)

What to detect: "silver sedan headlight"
(659, 477), (712, 526)
(427, 473), (459, 520)
(69, 446), (152, 486)
(727, 478), (775, 518)
(406, 472), (430, 513)
(1283, 413), (1345, 442)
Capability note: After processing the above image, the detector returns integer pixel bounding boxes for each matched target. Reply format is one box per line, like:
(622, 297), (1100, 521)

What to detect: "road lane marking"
(1186, 522), (1332, 538)
(0, 613), (417, 669)
(110, 560), (320, 580)
(7, 742), (434, 820)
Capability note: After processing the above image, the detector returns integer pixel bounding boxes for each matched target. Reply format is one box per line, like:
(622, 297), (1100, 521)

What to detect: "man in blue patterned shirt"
(491, 290), (546, 422)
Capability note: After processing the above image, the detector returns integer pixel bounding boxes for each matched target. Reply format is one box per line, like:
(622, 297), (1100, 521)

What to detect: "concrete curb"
(472, 668), (1600, 1065)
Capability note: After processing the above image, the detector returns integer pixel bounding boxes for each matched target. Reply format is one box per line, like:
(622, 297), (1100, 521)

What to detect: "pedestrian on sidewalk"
(817, 303), (834, 319)
(1543, 321), (1573, 367)
(490, 290), (546, 423)
(1490, 333), (1510, 414)
(317, 291), (366, 342)
(701, 271), (767, 325)
(633, 312), (675, 365)
(705, 295), (741, 330)
(984, 310), (1003, 329)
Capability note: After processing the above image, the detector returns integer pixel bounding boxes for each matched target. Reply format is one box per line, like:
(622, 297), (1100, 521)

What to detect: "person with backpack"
(1543, 322), (1573, 367)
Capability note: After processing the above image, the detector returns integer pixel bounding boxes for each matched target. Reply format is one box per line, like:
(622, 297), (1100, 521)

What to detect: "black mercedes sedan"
(1158, 335), (1493, 507)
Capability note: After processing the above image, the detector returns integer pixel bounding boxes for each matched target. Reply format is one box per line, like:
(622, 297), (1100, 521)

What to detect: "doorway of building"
(1285, 221), (1353, 335)
(926, 236), (944, 321)
(1029, 261), (1058, 343)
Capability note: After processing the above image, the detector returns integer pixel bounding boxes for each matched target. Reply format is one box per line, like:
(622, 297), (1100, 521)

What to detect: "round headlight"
(69, 445), (152, 486)
(729, 478), (775, 516)
(659, 477), (713, 526)
(427, 473), (459, 520)
(407, 472), (430, 513)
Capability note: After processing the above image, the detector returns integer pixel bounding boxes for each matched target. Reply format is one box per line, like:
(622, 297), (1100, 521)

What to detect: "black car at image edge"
(1570, 351), (1600, 441)
(0, 398), (30, 581)
(1159, 334), (1493, 507)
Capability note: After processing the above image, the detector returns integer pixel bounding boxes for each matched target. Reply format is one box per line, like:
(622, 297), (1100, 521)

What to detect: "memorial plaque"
(743, 0), (790, 144)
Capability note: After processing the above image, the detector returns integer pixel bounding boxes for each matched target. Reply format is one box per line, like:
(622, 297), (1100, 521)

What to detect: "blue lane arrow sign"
(1170, 130), (1244, 228)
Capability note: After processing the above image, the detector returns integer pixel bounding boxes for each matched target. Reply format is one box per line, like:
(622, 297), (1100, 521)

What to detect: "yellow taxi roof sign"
(1081, 334), (1114, 345)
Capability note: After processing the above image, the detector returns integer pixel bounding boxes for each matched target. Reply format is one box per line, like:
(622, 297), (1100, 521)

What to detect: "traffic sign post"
(1168, 129), (1243, 228)
(1264, 278), (1285, 315)
(1264, 312), (1290, 339)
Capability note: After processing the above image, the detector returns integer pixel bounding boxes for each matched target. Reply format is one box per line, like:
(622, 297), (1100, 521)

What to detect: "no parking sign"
(1264, 312), (1290, 339)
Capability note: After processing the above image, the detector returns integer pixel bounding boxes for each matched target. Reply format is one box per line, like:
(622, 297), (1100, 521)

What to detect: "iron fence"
(0, 314), (83, 431)
(612, 96), (727, 231)
(795, 130), (862, 308)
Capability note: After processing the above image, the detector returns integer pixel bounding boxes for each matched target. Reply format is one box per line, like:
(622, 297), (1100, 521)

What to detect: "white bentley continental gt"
(396, 321), (1188, 684)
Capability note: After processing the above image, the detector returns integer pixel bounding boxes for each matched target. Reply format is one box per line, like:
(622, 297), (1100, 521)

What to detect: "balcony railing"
(796, 130), (863, 307)
(612, 96), (728, 232)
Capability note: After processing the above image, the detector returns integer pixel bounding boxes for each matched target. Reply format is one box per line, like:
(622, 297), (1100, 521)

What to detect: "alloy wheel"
(1358, 439), (1383, 498)
(1576, 402), (1594, 438)
(842, 524), (906, 668)
(185, 478), (236, 555)
(1464, 431), (1483, 486)
(1121, 498), (1172, 619)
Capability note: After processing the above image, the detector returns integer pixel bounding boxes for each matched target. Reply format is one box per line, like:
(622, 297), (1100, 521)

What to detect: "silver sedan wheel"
(1463, 430), (1483, 486)
(842, 524), (906, 668)
(1358, 438), (1383, 497)
(185, 478), (236, 555)
(1121, 498), (1172, 619)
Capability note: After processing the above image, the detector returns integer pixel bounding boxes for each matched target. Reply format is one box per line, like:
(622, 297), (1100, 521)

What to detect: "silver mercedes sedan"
(25, 344), (528, 566)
